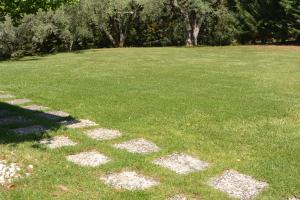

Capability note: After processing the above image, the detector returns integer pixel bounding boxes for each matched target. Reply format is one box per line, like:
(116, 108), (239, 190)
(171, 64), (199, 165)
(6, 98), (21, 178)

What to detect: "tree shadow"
(0, 102), (77, 147)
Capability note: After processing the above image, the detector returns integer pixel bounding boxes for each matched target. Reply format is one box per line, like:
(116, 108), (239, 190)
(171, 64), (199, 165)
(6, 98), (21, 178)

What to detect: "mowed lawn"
(0, 46), (299, 200)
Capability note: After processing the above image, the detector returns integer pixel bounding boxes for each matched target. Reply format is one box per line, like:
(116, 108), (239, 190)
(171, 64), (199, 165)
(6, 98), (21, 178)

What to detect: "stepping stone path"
(38, 110), (70, 121)
(6, 99), (32, 105)
(114, 138), (160, 154)
(0, 90), (272, 199)
(153, 153), (209, 175)
(0, 94), (15, 99)
(22, 105), (50, 111)
(13, 125), (48, 135)
(100, 171), (159, 190)
(0, 116), (32, 126)
(209, 169), (268, 200)
(86, 128), (122, 141)
(61, 119), (98, 129)
(167, 194), (187, 200)
(66, 151), (110, 167)
(0, 160), (21, 185)
(40, 136), (77, 149)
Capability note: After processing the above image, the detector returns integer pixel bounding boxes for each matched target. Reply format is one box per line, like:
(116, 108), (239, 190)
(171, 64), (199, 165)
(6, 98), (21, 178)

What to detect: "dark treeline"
(0, 0), (299, 59)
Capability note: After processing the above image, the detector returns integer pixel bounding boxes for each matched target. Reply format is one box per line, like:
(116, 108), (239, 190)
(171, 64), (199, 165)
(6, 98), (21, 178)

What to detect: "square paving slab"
(167, 195), (187, 200)
(86, 128), (122, 141)
(61, 119), (98, 129)
(66, 151), (110, 167)
(114, 138), (160, 154)
(153, 153), (209, 175)
(100, 171), (159, 190)
(38, 110), (70, 121)
(13, 125), (48, 135)
(0, 94), (15, 99)
(6, 99), (32, 105)
(22, 105), (50, 111)
(0, 116), (32, 126)
(40, 136), (77, 149)
(209, 170), (268, 200)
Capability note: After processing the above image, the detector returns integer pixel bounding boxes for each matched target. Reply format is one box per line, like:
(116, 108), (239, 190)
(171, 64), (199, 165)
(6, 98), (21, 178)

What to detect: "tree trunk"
(185, 15), (193, 46)
(192, 23), (200, 46)
(119, 32), (126, 48)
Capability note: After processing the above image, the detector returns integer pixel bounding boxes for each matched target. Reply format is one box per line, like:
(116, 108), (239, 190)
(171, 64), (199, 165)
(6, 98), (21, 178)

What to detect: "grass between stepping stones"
(0, 46), (300, 199)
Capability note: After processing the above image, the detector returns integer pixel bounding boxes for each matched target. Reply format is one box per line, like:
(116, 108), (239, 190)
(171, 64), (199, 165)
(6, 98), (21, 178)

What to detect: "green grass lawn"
(0, 46), (299, 200)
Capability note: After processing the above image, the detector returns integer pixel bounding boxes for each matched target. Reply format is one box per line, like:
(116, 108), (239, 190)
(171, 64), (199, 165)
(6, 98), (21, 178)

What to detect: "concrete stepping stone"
(0, 116), (32, 126)
(6, 99), (32, 105)
(40, 136), (77, 149)
(288, 197), (300, 200)
(13, 125), (48, 135)
(114, 138), (160, 154)
(61, 119), (98, 129)
(86, 128), (122, 141)
(153, 153), (209, 175)
(0, 160), (21, 185)
(0, 94), (15, 99)
(167, 194), (187, 200)
(100, 171), (159, 190)
(38, 110), (70, 121)
(22, 105), (50, 111)
(66, 151), (110, 167)
(209, 169), (268, 200)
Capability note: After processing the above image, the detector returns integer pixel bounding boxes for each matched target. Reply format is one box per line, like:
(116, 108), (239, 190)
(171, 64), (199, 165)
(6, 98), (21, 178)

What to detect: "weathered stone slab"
(0, 94), (15, 99)
(0, 116), (32, 126)
(167, 194), (187, 200)
(40, 136), (77, 149)
(38, 110), (70, 121)
(66, 151), (110, 167)
(153, 153), (209, 175)
(6, 99), (31, 105)
(61, 119), (98, 129)
(100, 171), (159, 190)
(13, 125), (48, 135)
(0, 160), (21, 185)
(22, 105), (50, 111)
(209, 170), (268, 200)
(86, 128), (122, 141)
(114, 138), (160, 154)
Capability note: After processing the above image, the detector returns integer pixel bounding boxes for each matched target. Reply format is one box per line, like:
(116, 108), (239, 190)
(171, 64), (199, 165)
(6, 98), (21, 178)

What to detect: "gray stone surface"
(38, 110), (70, 121)
(40, 136), (77, 149)
(288, 197), (300, 200)
(13, 125), (48, 135)
(86, 128), (122, 141)
(100, 171), (159, 190)
(0, 116), (32, 126)
(61, 119), (98, 129)
(209, 170), (268, 200)
(0, 160), (21, 185)
(167, 195), (187, 200)
(67, 151), (110, 167)
(0, 94), (15, 99)
(6, 99), (32, 105)
(114, 138), (160, 154)
(153, 153), (209, 175)
(22, 105), (50, 111)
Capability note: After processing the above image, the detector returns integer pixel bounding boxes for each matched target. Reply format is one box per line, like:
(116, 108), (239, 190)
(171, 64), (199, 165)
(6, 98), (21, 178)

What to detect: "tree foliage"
(0, 0), (299, 59)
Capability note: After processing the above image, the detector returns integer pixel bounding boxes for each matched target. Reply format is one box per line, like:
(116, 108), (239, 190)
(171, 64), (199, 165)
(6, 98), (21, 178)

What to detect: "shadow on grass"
(0, 102), (77, 146)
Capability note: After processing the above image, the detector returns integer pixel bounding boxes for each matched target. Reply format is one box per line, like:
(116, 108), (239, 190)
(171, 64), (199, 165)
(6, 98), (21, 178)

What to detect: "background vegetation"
(0, 0), (299, 59)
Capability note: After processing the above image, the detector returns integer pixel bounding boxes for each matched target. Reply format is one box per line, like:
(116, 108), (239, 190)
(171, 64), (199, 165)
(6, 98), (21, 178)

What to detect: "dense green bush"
(0, 0), (299, 59)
